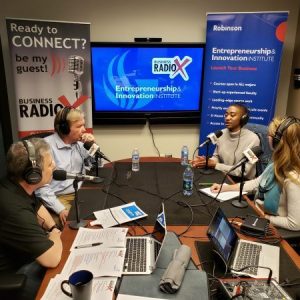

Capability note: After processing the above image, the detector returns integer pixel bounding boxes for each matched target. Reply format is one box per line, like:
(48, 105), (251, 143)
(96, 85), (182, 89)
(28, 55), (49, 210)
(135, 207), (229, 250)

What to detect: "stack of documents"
(42, 275), (117, 300)
(42, 227), (128, 300)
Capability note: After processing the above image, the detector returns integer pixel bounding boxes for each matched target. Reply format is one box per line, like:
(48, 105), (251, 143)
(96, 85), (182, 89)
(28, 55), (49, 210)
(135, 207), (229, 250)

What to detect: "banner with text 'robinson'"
(6, 18), (92, 138)
(199, 12), (288, 154)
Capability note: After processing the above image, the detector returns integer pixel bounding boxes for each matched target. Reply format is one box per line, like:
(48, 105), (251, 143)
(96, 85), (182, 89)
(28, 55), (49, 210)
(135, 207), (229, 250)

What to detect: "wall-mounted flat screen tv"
(91, 42), (205, 124)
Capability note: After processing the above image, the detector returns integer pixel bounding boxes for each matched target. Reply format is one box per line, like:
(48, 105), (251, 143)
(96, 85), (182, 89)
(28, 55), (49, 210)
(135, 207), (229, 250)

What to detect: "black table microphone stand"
(199, 143), (214, 175)
(69, 179), (88, 230)
(94, 153), (100, 177)
(231, 161), (248, 208)
(92, 154), (105, 183)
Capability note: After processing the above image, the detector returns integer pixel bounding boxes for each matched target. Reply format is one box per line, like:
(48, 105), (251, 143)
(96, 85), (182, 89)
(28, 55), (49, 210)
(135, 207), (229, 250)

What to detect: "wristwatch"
(49, 224), (60, 232)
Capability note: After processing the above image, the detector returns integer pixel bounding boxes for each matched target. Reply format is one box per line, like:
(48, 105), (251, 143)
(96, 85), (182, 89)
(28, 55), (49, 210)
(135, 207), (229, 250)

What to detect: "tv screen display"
(91, 42), (205, 124)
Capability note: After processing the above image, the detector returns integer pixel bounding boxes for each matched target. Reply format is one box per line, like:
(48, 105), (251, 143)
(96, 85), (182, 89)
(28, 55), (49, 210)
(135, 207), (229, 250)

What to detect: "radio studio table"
(36, 157), (300, 299)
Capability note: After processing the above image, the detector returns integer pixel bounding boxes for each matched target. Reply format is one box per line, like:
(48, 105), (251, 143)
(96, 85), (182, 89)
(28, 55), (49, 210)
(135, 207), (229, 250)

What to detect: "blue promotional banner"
(199, 12), (288, 153)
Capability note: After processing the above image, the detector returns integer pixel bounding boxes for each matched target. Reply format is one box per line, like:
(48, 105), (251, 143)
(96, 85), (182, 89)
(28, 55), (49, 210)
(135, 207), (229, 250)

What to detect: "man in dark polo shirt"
(0, 138), (63, 299)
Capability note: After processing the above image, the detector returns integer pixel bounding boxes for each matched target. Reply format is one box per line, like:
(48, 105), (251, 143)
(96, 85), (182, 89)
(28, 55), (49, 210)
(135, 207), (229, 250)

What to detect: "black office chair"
(245, 123), (272, 176)
(0, 272), (27, 298)
(278, 228), (300, 255)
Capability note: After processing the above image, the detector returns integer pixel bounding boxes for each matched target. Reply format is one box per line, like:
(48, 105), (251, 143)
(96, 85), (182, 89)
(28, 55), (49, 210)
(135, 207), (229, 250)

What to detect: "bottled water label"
(183, 179), (193, 192)
(183, 164), (193, 196)
(132, 150), (140, 172)
(132, 154), (139, 161)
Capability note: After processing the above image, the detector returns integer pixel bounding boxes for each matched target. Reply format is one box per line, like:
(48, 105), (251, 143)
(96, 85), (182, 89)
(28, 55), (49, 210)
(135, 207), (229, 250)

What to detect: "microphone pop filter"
(251, 145), (263, 157)
(53, 169), (67, 181)
(215, 130), (223, 138)
(83, 141), (93, 151)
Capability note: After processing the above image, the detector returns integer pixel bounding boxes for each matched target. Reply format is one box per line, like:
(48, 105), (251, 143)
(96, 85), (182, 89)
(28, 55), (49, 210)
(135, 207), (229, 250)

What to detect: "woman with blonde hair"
(210, 116), (300, 231)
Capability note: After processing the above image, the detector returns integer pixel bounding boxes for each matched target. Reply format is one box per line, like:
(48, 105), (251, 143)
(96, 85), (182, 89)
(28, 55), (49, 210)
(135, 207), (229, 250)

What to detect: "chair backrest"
(0, 273), (26, 298)
(20, 131), (53, 140)
(245, 123), (272, 176)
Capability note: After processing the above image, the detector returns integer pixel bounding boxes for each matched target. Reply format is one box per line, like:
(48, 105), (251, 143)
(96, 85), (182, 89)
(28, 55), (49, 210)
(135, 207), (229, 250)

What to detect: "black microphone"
(53, 169), (103, 183)
(83, 141), (111, 162)
(228, 145), (263, 172)
(199, 130), (223, 148)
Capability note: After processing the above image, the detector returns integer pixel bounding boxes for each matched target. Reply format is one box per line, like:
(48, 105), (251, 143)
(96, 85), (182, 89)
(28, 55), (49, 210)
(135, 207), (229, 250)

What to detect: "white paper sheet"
(70, 227), (128, 251)
(199, 184), (247, 202)
(61, 246), (126, 277)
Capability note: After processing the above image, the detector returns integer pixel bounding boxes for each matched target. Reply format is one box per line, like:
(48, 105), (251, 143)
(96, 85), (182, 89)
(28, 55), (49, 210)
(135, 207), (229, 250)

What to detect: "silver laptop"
(207, 208), (280, 280)
(122, 203), (167, 275)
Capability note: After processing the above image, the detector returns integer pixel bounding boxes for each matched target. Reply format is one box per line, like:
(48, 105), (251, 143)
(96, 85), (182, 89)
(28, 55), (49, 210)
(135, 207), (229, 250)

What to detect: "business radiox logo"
(152, 56), (192, 81)
(102, 51), (188, 110)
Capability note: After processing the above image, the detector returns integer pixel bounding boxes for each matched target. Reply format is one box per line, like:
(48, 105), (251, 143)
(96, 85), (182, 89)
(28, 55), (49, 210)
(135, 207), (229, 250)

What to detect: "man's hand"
(59, 209), (69, 226)
(81, 133), (95, 144)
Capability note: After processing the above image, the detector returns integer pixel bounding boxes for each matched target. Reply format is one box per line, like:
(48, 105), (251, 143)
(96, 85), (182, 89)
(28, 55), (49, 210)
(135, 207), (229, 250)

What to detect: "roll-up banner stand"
(6, 18), (92, 138)
(199, 12), (288, 154)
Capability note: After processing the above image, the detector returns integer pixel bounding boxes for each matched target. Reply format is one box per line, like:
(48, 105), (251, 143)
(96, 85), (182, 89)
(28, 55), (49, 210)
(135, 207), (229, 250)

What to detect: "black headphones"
(272, 116), (300, 149)
(22, 140), (42, 184)
(55, 106), (72, 135)
(239, 106), (250, 127)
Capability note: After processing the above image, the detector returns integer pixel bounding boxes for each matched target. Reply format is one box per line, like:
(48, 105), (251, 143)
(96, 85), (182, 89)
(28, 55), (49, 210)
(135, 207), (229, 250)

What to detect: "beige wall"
(287, 8), (300, 117)
(1, 0), (299, 161)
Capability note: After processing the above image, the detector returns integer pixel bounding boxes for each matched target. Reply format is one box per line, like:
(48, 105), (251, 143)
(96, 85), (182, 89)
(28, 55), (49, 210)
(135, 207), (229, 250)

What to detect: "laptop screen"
(152, 202), (167, 244)
(207, 208), (238, 262)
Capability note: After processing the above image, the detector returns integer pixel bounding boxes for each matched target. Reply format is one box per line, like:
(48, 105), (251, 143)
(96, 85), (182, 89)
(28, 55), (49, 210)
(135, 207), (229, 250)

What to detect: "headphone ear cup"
(271, 117), (299, 149)
(57, 107), (71, 135)
(22, 140), (42, 185)
(59, 120), (70, 135)
(272, 135), (280, 149)
(23, 166), (42, 184)
(240, 113), (249, 127)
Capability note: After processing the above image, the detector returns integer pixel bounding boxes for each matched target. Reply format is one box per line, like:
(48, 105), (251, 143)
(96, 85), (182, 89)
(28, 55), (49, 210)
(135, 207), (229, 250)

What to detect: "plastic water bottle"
(183, 164), (194, 196)
(132, 148), (140, 172)
(181, 145), (189, 166)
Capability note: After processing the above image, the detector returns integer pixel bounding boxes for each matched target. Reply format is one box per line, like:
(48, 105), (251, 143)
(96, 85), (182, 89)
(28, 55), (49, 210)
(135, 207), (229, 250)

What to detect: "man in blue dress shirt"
(36, 106), (96, 226)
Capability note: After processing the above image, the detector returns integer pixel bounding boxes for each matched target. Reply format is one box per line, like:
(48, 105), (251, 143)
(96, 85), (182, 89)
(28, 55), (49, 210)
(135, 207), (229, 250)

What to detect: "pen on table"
(75, 242), (103, 249)
(198, 183), (214, 186)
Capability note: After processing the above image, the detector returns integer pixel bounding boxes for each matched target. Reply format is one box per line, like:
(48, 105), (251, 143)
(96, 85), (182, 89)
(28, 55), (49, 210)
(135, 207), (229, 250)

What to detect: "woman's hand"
(210, 183), (237, 193)
(210, 183), (222, 193)
(192, 156), (216, 169)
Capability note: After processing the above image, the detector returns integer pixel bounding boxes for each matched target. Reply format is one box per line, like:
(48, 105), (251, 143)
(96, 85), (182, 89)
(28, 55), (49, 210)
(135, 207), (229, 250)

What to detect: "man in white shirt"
(36, 106), (95, 226)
